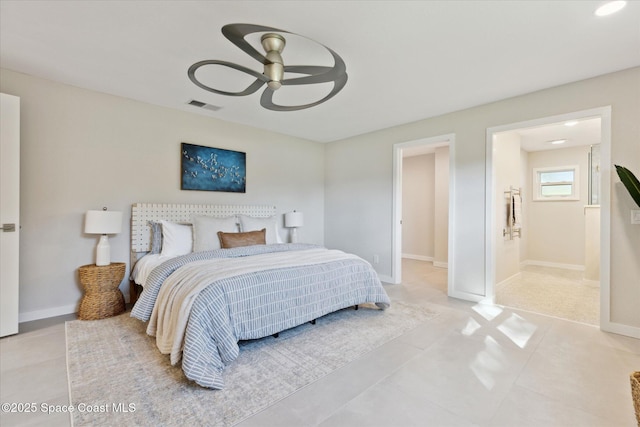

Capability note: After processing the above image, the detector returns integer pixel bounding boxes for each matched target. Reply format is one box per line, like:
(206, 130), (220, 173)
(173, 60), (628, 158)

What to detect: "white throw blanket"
(148, 248), (361, 365)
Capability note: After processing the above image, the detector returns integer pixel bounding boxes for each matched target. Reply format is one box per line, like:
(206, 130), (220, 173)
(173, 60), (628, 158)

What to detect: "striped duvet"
(131, 244), (390, 389)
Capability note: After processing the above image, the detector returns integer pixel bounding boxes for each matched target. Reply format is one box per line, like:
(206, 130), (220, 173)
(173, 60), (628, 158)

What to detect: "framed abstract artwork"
(181, 143), (246, 193)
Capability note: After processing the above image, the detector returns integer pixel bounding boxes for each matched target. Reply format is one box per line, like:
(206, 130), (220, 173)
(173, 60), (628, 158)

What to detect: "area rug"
(66, 301), (440, 426)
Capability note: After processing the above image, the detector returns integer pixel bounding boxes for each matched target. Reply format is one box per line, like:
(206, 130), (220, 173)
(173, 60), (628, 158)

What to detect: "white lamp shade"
(85, 210), (123, 234)
(285, 211), (304, 228)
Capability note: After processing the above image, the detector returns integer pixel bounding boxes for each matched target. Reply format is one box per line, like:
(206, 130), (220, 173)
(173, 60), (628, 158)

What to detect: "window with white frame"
(533, 165), (579, 201)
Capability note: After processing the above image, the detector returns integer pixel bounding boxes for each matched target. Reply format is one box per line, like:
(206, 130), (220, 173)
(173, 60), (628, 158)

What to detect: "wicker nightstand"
(78, 263), (126, 320)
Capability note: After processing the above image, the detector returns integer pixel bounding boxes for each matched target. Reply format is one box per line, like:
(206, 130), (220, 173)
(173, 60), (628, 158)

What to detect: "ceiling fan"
(187, 23), (348, 112)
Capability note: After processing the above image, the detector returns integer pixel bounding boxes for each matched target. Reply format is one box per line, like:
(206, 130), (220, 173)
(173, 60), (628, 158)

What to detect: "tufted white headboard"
(130, 203), (276, 254)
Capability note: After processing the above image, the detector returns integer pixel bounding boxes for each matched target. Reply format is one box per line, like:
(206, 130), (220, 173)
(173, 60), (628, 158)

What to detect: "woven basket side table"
(78, 262), (126, 320)
(632, 371), (640, 426)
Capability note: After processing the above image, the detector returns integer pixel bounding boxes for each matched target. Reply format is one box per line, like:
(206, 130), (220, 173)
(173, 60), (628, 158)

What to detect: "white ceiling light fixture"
(549, 139), (568, 145)
(188, 23), (348, 112)
(564, 120), (579, 127)
(595, 1), (627, 16)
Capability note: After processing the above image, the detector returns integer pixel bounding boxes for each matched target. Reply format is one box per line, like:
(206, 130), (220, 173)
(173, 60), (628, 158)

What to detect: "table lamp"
(85, 208), (122, 266)
(284, 210), (304, 243)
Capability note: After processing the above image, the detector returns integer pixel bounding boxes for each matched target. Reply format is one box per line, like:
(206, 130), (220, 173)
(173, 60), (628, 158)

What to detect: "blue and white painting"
(181, 143), (246, 193)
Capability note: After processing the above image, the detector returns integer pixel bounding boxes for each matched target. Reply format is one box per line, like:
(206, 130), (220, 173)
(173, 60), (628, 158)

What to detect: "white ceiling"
(402, 116), (601, 158)
(516, 117), (602, 152)
(1, 1), (639, 143)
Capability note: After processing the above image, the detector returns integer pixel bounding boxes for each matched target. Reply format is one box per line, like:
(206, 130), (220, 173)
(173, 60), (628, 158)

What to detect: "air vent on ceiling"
(187, 99), (222, 112)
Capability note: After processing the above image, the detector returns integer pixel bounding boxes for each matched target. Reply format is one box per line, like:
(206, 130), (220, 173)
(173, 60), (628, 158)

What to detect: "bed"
(129, 203), (391, 389)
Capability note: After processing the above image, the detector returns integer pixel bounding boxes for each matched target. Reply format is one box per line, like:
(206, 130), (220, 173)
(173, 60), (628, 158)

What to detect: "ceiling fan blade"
(282, 47), (347, 85)
(187, 60), (267, 96)
(260, 71), (347, 112)
(284, 65), (329, 74)
(283, 65), (333, 76)
(282, 66), (338, 85)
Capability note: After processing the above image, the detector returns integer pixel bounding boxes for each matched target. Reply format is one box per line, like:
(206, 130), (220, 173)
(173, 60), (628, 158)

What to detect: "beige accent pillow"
(237, 215), (283, 244)
(217, 228), (266, 249)
(192, 215), (238, 252)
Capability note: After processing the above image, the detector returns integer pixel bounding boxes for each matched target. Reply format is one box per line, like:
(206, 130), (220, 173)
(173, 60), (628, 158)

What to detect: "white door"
(0, 93), (20, 337)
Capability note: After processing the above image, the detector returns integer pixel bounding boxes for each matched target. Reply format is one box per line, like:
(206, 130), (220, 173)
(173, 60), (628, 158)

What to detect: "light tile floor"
(1, 314), (75, 427)
(1, 260), (638, 426)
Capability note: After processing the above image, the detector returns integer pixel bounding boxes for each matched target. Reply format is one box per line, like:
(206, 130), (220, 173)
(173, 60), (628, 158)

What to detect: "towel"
(512, 194), (522, 229)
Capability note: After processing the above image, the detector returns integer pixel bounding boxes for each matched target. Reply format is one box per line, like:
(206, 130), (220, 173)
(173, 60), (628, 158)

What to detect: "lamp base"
(95, 234), (111, 266)
(290, 227), (298, 244)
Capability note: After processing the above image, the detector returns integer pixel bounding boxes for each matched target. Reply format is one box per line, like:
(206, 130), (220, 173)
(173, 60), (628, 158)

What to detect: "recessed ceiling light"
(549, 139), (567, 145)
(564, 120), (579, 127)
(595, 1), (627, 16)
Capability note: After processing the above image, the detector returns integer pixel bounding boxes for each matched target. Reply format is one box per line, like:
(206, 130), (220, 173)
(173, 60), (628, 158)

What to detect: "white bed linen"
(131, 254), (173, 286)
(149, 248), (362, 364)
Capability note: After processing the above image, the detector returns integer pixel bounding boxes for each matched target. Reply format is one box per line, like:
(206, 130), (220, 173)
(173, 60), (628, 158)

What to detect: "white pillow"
(192, 215), (238, 252)
(238, 215), (283, 244)
(160, 221), (193, 257)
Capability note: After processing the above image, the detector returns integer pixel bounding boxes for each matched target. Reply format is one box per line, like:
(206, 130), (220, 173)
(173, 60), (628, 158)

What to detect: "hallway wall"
(401, 148), (450, 264)
(402, 154), (435, 259)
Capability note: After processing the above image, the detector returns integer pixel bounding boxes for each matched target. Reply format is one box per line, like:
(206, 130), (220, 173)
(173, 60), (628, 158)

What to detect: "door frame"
(392, 133), (455, 287)
(485, 106), (611, 329)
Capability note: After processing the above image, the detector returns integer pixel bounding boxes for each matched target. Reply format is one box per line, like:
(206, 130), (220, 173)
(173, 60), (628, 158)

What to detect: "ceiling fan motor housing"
(261, 33), (285, 90)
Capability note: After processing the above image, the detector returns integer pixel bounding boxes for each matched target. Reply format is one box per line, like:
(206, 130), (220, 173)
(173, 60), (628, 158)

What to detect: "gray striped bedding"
(130, 244), (390, 389)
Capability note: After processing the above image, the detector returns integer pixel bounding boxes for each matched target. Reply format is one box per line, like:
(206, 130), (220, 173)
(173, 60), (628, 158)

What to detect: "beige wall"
(401, 148), (450, 265)
(325, 67), (640, 332)
(1, 69), (326, 320)
(402, 154), (435, 259)
(2, 66), (638, 333)
(526, 145), (590, 267)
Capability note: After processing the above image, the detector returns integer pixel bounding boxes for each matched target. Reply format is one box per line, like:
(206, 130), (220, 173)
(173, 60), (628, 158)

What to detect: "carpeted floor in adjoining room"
(495, 264), (600, 326)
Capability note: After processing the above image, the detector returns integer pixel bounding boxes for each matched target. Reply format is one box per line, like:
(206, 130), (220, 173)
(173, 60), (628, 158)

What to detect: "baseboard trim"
(601, 320), (640, 339)
(19, 304), (77, 323)
(402, 254), (449, 268)
(521, 260), (585, 271)
(448, 290), (487, 303)
(378, 274), (394, 284)
(497, 271), (522, 287)
(402, 254), (433, 262)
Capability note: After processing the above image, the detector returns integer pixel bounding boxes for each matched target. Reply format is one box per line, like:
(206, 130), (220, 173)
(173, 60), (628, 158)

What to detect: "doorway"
(392, 134), (455, 291)
(485, 107), (611, 328)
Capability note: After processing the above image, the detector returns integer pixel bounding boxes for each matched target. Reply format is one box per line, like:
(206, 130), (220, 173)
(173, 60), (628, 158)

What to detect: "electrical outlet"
(373, 254), (379, 264)
(632, 210), (640, 225)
